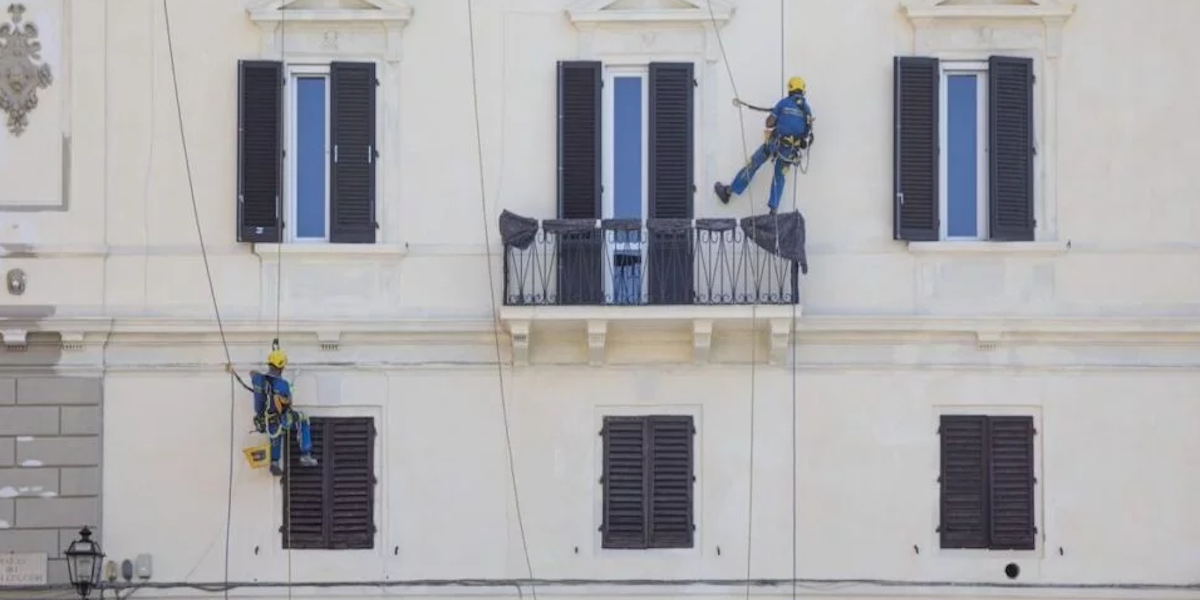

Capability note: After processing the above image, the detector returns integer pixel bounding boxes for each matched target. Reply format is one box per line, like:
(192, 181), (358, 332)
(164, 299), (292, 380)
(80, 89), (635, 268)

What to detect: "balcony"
(497, 211), (808, 366)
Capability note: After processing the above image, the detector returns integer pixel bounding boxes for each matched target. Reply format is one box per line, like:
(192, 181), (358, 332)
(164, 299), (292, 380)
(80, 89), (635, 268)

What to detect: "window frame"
(284, 63), (333, 244)
(938, 60), (990, 242)
(279, 414), (378, 551)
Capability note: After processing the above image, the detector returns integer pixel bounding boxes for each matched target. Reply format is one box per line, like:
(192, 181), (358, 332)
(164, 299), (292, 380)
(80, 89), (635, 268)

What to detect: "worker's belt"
(770, 134), (806, 165)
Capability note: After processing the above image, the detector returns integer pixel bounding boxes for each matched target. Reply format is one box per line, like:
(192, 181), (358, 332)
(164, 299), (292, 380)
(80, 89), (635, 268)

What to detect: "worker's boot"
(270, 461), (284, 476)
(714, 182), (732, 204)
(299, 454), (319, 467)
(769, 207), (777, 215)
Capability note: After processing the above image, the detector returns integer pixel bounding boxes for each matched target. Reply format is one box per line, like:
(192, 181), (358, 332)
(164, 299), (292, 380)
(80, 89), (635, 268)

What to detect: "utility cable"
(704, 4), (762, 600)
(160, 3), (237, 600)
(464, 1), (538, 598)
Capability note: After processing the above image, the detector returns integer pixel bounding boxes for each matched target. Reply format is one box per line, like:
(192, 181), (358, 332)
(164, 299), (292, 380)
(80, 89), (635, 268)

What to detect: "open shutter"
(237, 60), (283, 243)
(556, 61), (603, 305)
(938, 415), (988, 549)
(330, 62), (378, 243)
(893, 56), (939, 241)
(601, 416), (647, 549)
(647, 415), (695, 548)
(987, 416), (1036, 550)
(282, 418), (328, 549)
(647, 63), (695, 305)
(988, 56), (1036, 242)
(328, 417), (377, 549)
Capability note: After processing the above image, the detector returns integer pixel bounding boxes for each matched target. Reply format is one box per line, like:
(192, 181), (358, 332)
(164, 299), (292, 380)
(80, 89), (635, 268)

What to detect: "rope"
(276, 8), (294, 600)
(781, 5), (800, 600)
(159, 3), (236, 600)
(702, 6), (762, 600)
(464, 2), (538, 599)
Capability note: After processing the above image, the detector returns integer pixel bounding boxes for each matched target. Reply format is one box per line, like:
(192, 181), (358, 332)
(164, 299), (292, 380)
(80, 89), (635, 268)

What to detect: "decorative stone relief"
(0, 3), (53, 137)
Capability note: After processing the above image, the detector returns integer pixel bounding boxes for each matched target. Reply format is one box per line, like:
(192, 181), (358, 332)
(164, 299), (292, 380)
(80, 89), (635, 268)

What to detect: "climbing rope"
(159, 2), (236, 600)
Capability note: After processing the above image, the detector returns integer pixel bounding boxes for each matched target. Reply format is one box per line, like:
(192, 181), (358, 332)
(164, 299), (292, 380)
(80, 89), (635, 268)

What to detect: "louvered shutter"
(647, 415), (695, 548)
(601, 416), (647, 549)
(328, 417), (376, 549)
(556, 61), (603, 305)
(893, 56), (940, 242)
(282, 418), (327, 549)
(647, 63), (695, 306)
(938, 415), (988, 549)
(987, 416), (1036, 550)
(988, 56), (1035, 242)
(330, 62), (378, 243)
(237, 60), (283, 243)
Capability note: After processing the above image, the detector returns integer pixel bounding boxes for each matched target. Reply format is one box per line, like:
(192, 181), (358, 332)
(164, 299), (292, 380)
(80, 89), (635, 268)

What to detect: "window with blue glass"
(236, 60), (380, 244)
(605, 69), (647, 305)
(893, 56), (1036, 243)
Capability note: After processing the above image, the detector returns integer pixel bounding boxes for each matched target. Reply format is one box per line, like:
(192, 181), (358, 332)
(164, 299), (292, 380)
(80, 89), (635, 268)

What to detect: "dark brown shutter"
(329, 417), (377, 549)
(556, 61), (603, 305)
(988, 416), (1036, 550)
(647, 63), (695, 306)
(282, 418), (327, 549)
(938, 415), (988, 549)
(329, 62), (378, 243)
(647, 415), (695, 548)
(237, 60), (283, 243)
(893, 56), (939, 241)
(601, 416), (647, 549)
(988, 56), (1036, 242)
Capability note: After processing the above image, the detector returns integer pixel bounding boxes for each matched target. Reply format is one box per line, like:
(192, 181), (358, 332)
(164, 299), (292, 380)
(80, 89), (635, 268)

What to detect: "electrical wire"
(703, 4), (762, 600)
(464, 1), (538, 598)
(159, 3), (237, 600)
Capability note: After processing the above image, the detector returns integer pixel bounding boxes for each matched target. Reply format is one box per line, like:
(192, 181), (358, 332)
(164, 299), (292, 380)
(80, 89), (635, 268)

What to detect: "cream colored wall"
(4, 0), (1200, 598)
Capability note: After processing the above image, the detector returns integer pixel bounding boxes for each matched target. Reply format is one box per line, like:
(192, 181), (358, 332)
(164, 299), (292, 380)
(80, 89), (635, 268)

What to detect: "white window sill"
(252, 243), (406, 259)
(906, 241), (1069, 256)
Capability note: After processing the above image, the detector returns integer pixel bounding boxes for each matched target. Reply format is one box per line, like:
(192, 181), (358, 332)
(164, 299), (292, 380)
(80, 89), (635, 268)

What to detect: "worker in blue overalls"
(714, 76), (814, 215)
(228, 344), (318, 476)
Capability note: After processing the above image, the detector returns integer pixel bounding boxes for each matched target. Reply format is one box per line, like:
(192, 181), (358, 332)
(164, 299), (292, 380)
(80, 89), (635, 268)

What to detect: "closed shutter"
(988, 56), (1035, 242)
(938, 415), (988, 549)
(601, 416), (647, 549)
(237, 60), (283, 243)
(328, 417), (377, 549)
(647, 415), (695, 548)
(330, 62), (378, 243)
(556, 61), (603, 305)
(281, 418), (327, 549)
(647, 63), (695, 305)
(893, 56), (939, 242)
(988, 416), (1036, 550)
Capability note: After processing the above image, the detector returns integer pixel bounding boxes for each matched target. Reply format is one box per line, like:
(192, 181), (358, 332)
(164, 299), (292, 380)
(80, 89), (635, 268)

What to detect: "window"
(893, 56), (1035, 243)
(938, 414), (1036, 551)
(281, 416), (377, 550)
(237, 60), (379, 245)
(599, 415), (695, 549)
(556, 61), (695, 305)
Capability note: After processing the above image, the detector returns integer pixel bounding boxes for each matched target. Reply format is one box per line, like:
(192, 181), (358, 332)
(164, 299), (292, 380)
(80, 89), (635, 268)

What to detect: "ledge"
(252, 243), (406, 259)
(246, 0), (413, 25)
(567, 0), (733, 26)
(906, 241), (1070, 256)
(500, 305), (800, 367)
(900, 0), (1076, 21)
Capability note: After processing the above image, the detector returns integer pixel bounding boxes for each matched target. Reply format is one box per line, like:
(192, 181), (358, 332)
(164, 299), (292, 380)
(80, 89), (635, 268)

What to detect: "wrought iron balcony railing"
(498, 211), (808, 307)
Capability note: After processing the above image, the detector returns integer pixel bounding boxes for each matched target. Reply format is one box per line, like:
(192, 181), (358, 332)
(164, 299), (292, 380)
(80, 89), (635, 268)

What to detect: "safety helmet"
(787, 76), (806, 95)
(267, 348), (288, 370)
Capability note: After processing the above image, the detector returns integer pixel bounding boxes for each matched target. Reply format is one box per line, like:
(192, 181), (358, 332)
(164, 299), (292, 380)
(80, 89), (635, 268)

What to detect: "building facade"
(3, 0), (1200, 598)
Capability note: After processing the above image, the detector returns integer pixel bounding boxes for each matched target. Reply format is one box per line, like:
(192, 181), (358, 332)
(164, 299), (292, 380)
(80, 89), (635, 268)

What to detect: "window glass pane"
(947, 74), (979, 239)
(296, 76), (327, 240)
(612, 75), (643, 305)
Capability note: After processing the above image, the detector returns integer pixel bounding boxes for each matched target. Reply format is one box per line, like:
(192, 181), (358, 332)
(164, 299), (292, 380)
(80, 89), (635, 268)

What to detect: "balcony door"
(602, 66), (649, 306)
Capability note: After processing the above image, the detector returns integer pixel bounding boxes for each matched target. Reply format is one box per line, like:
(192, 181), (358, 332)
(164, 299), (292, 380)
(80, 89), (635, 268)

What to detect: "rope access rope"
(464, 1), (538, 599)
(159, 2), (237, 600)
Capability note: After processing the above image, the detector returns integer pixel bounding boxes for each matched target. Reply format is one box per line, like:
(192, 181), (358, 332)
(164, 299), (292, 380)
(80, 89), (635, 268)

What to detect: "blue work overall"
(728, 94), (813, 212)
(252, 373), (313, 464)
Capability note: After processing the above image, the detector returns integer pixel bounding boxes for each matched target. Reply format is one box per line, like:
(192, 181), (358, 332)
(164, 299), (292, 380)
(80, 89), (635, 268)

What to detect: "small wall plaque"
(0, 552), (48, 587)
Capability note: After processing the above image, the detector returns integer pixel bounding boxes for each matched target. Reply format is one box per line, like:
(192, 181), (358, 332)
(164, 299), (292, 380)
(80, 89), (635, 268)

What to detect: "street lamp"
(64, 526), (104, 599)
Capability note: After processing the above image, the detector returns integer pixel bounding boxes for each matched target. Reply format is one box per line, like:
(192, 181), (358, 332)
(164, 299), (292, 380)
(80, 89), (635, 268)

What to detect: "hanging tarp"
(498, 210), (539, 250)
(740, 211), (808, 274)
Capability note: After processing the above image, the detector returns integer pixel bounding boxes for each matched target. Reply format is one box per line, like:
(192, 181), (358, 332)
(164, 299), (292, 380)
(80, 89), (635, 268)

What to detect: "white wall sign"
(0, 552), (48, 587)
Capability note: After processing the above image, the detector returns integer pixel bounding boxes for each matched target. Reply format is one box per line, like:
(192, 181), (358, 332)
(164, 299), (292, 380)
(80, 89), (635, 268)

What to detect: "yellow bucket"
(243, 443), (271, 469)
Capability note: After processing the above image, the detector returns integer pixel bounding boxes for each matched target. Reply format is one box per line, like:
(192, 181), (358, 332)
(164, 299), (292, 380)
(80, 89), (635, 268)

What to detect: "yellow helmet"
(787, 76), (806, 95)
(267, 348), (288, 370)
